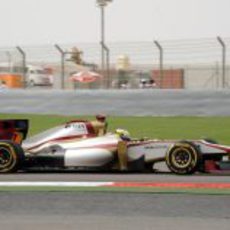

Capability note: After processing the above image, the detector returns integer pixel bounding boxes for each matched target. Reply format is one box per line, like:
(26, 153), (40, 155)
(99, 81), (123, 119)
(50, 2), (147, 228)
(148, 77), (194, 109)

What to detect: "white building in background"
(184, 65), (230, 89)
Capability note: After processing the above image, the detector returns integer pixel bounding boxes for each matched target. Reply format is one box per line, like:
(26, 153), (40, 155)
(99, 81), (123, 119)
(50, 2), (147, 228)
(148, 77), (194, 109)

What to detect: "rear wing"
(0, 119), (29, 144)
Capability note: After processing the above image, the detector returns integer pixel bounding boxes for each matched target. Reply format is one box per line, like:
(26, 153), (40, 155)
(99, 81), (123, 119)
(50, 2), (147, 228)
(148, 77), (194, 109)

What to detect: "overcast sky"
(0, 0), (229, 46)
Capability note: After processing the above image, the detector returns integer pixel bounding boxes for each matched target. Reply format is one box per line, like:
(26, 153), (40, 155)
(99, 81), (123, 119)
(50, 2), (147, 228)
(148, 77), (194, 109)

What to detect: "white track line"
(0, 182), (114, 187)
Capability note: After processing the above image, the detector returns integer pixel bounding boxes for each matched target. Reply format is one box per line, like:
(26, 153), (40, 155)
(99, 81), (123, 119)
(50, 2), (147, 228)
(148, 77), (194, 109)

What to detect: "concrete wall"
(183, 66), (230, 89)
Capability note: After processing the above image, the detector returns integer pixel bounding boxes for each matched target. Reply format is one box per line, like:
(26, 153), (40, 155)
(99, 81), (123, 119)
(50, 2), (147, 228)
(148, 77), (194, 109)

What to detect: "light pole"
(96, 0), (112, 72)
(101, 41), (110, 87)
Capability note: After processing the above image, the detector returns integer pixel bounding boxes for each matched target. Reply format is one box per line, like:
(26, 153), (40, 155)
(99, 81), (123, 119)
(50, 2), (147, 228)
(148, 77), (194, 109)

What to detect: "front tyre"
(166, 141), (201, 175)
(0, 141), (24, 173)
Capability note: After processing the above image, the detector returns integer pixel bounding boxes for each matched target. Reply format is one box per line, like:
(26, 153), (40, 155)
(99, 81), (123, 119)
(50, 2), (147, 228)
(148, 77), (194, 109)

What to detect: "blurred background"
(0, 0), (229, 90)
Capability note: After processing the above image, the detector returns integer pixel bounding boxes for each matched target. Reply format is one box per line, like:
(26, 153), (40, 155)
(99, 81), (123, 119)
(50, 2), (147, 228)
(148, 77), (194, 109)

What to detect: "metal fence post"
(217, 36), (226, 89)
(5, 51), (12, 72)
(154, 40), (163, 88)
(16, 46), (26, 88)
(54, 44), (65, 89)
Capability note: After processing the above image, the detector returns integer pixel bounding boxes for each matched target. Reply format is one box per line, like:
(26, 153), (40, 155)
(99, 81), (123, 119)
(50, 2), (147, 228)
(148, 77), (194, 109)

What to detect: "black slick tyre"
(166, 141), (201, 175)
(0, 140), (24, 173)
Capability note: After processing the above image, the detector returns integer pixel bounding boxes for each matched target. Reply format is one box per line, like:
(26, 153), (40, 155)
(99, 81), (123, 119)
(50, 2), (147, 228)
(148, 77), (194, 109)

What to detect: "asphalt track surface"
(0, 191), (229, 230)
(0, 173), (230, 230)
(1, 89), (230, 116)
(1, 172), (230, 183)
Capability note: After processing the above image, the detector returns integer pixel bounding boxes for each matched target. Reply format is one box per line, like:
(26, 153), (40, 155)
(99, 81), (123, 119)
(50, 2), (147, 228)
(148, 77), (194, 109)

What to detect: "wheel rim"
(171, 147), (192, 169)
(0, 147), (13, 169)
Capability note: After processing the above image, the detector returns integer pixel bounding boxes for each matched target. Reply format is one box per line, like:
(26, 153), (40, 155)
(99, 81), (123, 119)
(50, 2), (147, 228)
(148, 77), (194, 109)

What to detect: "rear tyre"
(0, 141), (24, 173)
(166, 141), (201, 175)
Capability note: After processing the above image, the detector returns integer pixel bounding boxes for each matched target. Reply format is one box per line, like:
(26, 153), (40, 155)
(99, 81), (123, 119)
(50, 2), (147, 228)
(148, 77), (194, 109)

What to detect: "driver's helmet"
(115, 129), (130, 140)
(96, 114), (106, 122)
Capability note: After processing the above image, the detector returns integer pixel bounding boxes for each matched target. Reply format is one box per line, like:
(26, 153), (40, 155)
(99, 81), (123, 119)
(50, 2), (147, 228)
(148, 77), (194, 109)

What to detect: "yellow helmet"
(115, 129), (130, 139)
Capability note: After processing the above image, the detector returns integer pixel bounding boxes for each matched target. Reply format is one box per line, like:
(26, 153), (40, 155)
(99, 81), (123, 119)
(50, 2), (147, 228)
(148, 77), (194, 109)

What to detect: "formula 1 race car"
(0, 118), (230, 175)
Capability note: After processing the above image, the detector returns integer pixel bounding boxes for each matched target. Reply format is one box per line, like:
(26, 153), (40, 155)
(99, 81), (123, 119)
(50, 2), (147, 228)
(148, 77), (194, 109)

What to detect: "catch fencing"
(0, 37), (230, 90)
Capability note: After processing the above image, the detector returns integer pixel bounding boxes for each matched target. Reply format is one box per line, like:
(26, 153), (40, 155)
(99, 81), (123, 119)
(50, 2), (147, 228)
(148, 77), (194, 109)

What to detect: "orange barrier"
(0, 74), (23, 88)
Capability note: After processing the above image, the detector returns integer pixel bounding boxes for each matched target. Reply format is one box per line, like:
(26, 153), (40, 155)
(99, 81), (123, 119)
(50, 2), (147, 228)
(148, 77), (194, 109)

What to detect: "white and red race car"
(0, 118), (230, 174)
